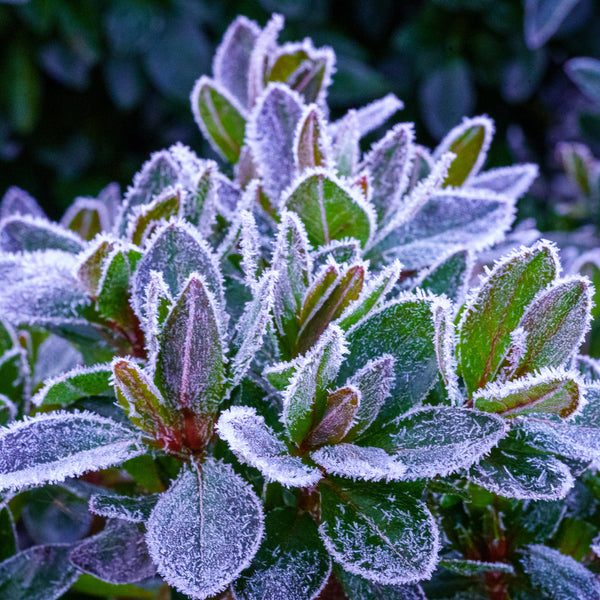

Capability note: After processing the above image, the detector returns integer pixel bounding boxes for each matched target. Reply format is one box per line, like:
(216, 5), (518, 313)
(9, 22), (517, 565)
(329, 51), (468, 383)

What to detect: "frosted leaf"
(190, 76), (247, 164)
(375, 189), (515, 270)
(338, 261), (402, 330)
(263, 356), (303, 391)
(334, 565), (427, 600)
(131, 220), (224, 320)
(413, 249), (473, 306)
(213, 15), (260, 108)
(575, 383), (600, 427)
(439, 559), (515, 576)
(434, 116), (494, 187)
(0, 395), (17, 426)
(512, 276), (592, 376)
(247, 82), (304, 202)
(468, 164), (539, 199)
(470, 440), (574, 500)
(239, 209), (261, 288)
(89, 492), (159, 522)
(319, 479), (439, 584)
(312, 238), (362, 269)
(145, 459), (264, 599)
(33, 334), (83, 387)
(474, 369), (582, 419)
(362, 123), (415, 222)
(70, 519), (156, 584)
(217, 406), (321, 487)
(96, 182), (122, 230)
(513, 416), (600, 462)
(592, 535), (600, 558)
(155, 274), (226, 415)
(407, 145), (434, 192)
(458, 240), (560, 395)
(183, 162), (218, 233)
(60, 197), (109, 240)
(294, 104), (333, 171)
(282, 168), (376, 249)
(575, 355), (600, 382)
(341, 294), (442, 420)
(0, 186), (46, 220)
(332, 109), (360, 177)
(116, 150), (179, 235)
(0, 215), (85, 253)
(433, 297), (461, 404)
(359, 406), (506, 480)
(0, 544), (79, 600)
(75, 234), (118, 297)
(298, 261), (340, 327)
(32, 363), (112, 407)
(233, 508), (330, 600)
(0, 347), (29, 405)
(141, 270), (172, 369)
(524, 0), (582, 49)
(346, 93), (404, 139)
(345, 355), (395, 439)
(312, 443), (406, 481)
(283, 324), (347, 445)
(232, 270), (278, 385)
(214, 170), (243, 216)
(519, 544), (600, 599)
(0, 410), (144, 491)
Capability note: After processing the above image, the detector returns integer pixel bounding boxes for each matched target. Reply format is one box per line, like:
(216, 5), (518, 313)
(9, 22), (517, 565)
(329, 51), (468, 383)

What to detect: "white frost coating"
(346, 93), (404, 139)
(0, 347), (30, 401)
(361, 123), (415, 221)
(293, 103), (334, 171)
(574, 354), (600, 382)
(0, 394), (17, 423)
(433, 115), (495, 184)
(247, 13), (284, 107)
(131, 219), (225, 322)
(31, 362), (111, 407)
(232, 270), (278, 386)
(332, 109), (360, 176)
(145, 459), (265, 599)
(212, 15), (261, 108)
(312, 237), (362, 268)
(0, 410), (144, 491)
(571, 247), (600, 277)
(0, 214), (86, 254)
(141, 270), (172, 372)
(312, 443), (406, 481)
(88, 492), (159, 523)
(469, 163), (539, 199)
(0, 185), (46, 220)
(592, 535), (600, 559)
(497, 327), (529, 382)
(61, 196), (110, 232)
(432, 298), (461, 405)
(217, 406), (321, 487)
(246, 82), (305, 203)
(238, 209), (261, 289)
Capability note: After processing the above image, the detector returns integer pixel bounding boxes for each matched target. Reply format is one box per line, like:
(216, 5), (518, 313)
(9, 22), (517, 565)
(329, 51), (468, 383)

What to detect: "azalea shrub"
(1, 13), (600, 600)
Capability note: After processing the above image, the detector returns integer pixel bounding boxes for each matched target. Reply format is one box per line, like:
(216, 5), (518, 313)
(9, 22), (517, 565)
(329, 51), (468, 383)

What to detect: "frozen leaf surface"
(0, 411), (144, 491)
(89, 492), (159, 523)
(0, 186), (46, 220)
(70, 519), (156, 584)
(0, 544), (79, 600)
(415, 249), (471, 304)
(0, 215), (85, 253)
(469, 164), (538, 200)
(335, 566), (426, 600)
(319, 479), (439, 584)
(232, 508), (331, 600)
(439, 559), (515, 576)
(565, 57), (600, 102)
(295, 104), (332, 171)
(217, 407), (321, 487)
(145, 459), (264, 599)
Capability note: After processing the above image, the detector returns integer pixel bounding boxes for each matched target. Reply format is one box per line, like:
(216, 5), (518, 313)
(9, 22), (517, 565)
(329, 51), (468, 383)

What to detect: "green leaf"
(334, 565), (427, 600)
(294, 105), (331, 170)
(458, 241), (559, 395)
(474, 370), (582, 418)
(89, 492), (159, 523)
(0, 506), (16, 562)
(61, 198), (106, 241)
(415, 249), (471, 303)
(556, 142), (595, 196)
(32, 363), (112, 407)
(155, 274), (226, 417)
(283, 325), (347, 445)
(76, 237), (117, 297)
(332, 109), (360, 177)
(0, 545), (79, 600)
(341, 294), (441, 421)
(319, 479), (439, 584)
(145, 459), (264, 599)
(439, 559), (514, 576)
(232, 508), (331, 600)
(0, 216), (85, 254)
(283, 169), (374, 248)
(70, 574), (154, 599)
(191, 76), (247, 163)
(437, 117), (493, 187)
(512, 277), (592, 377)
(519, 544), (600, 599)
(127, 187), (181, 247)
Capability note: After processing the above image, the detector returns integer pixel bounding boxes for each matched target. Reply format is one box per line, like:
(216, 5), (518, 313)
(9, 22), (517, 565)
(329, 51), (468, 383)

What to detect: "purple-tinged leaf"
(468, 164), (539, 200)
(145, 459), (264, 599)
(217, 406), (321, 487)
(298, 261), (339, 326)
(474, 369), (582, 418)
(524, 0), (582, 49)
(155, 274), (226, 416)
(212, 15), (260, 109)
(247, 83), (304, 202)
(332, 109), (360, 177)
(191, 76), (247, 164)
(407, 145), (434, 192)
(238, 209), (261, 289)
(294, 104), (332, 171)
(282, 168), (375, 248)
(0, 215), (85, 254)
(565, 57), (600, 103)
(0, 186), (46, 220)
(362, 123), (415, 221)
(556, 141), (597, 196)
(336, 93), (404, 139)
(140, 270), (172, 370)
(0, 411), (144, 491)
(70, 519), (156, 585)
(335, 566), (426, 600)
(61, 197), (109, 240)
(458, 240), (560, 395)
(312, 238), (361, 269)
(76, 235), (118, 297)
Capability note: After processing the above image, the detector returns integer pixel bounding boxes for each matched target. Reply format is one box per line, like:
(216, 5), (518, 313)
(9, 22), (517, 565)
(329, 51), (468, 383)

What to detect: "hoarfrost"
(0, 186), (46, 220)
(0, 410), (144, 491)
(351, 93), (404, 139)
(145, 459), (264, 599)
(239, 209), (261, 288)
(89, 492), (159, 523)
(0, 215), (85, 254)
(217, 406), (321, 487)
(32, 334), (83, 387)
(332, 109), (360, 177)
(468, 163), (539, 199)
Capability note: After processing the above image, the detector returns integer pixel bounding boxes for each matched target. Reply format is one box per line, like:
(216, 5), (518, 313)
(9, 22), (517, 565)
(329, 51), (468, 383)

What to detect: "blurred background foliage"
(0, 0), (599, 230)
